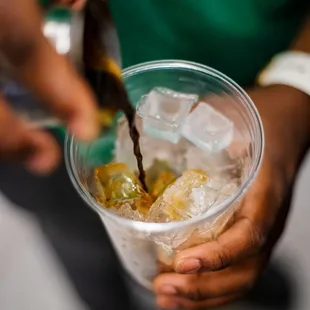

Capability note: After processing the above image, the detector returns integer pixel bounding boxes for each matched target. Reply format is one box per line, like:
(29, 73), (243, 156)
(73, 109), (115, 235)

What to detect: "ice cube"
(114, 117), (142, 171)
(214, 193), (230, 206)
(182, 102), (234, 153)
(137, 87), (198, 143)
(185, 146), (211, 172)
(185, 146), (242, 202)
(95, 163), (139, 200)
(93, 177), (107, 205)
(111, 203), (145, 221)
(205, 177), (240, 208)
(115, 116), (188, 173)
(146, 170), (209, 222)
(189, 185), (219, 215)
(220, 181), (239, 196)
(185, 146), (243, 182)
(150, 169), (176, 199)
(94, 163), (153, 216)
(107, 192), (152, 217)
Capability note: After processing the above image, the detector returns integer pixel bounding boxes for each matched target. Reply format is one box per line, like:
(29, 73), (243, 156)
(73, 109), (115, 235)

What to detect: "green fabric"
(109, 0), (309, 86)
(46, 8), (70, 20)
(44, 8), (71, 21)
(45, 1), (309, 158)
(40, 0), (52, 9)
(39, 0), (71, 20)
(51, 127), (66, 141)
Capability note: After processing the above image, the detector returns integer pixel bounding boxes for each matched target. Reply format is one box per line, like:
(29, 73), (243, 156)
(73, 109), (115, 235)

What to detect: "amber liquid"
(85, 69), (147, 191)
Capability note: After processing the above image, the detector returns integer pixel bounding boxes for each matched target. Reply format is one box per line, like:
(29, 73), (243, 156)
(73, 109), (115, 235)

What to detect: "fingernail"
(175, 258), (201, 274)
(159, 285), (177, 295)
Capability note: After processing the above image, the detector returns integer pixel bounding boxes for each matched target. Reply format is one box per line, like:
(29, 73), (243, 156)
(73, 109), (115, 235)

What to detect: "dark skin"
(155, 85), (310, 309)
(0, 2), (309, 309)
(0, 0), (96, 173)
(155, 16), (310, 310)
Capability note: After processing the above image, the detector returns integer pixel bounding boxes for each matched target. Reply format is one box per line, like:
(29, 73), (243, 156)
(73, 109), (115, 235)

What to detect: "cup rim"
(65, 59), (264, 234)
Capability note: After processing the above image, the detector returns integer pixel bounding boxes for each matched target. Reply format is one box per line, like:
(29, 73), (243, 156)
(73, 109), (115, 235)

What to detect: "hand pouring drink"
(0, 0), (147, 188)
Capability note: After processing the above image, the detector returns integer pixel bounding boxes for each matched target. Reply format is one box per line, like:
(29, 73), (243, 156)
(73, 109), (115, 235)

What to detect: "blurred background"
(0, 0), (309, 309)
(0, 136), (309, 310)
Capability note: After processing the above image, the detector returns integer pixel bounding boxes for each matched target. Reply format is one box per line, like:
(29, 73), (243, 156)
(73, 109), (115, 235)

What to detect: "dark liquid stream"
(83, 0), (147, 191)
(123, 106), (148, 192)
(85, 69), (148, 192)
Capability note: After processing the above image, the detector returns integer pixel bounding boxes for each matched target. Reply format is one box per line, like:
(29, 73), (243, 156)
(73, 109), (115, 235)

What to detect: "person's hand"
(0, 0), (99, 174)
(154, 85), (310, 309)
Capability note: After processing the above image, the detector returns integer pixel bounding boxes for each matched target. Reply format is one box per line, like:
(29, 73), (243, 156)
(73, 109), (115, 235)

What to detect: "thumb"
(174, 160), (281, 274)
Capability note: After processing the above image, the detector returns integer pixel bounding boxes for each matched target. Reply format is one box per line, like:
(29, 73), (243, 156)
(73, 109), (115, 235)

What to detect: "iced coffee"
(65, 60), (263, 289)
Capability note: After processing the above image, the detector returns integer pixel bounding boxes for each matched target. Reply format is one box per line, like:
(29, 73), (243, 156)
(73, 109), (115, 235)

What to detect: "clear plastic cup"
(65, 60), (264, 290)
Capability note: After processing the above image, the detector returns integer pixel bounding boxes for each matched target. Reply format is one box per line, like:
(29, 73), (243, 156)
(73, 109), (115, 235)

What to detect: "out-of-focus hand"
(154, 85), (310, 309)
(0, 0), (99, 174)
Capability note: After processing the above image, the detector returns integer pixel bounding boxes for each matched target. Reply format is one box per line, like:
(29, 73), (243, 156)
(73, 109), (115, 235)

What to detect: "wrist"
(274, 85), (310, 153)
(256, 50), (310, 145)
(257, 51), (310, 98)
(249, 85), (310, 179)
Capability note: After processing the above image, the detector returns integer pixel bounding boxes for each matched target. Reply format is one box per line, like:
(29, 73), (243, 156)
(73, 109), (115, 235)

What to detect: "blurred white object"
(182, 102), (234, 153)
(0, 193), (88, 310)
(258, 51), (310, 96)
(137, 87), (197, 143)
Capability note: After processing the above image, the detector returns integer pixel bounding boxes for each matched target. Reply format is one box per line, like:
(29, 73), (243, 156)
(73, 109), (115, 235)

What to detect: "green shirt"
(109, 0), (309, 86)
(42, 0), (309, 161)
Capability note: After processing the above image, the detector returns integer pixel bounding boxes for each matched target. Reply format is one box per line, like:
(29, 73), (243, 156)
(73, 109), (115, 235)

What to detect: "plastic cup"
(65, 60), (264, 290)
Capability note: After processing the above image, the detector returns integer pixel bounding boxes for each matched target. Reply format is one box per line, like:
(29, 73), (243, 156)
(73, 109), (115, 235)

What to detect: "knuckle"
(182, 288), (207, 301)
(209, 241), (233, 271)
(251, 225), (267, 250)
(242, 217), (267, 251)
(177, 276), (208, 301)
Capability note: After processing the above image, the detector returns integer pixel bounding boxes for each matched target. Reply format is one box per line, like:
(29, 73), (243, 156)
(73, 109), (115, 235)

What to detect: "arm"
(154, 14), (310, 310)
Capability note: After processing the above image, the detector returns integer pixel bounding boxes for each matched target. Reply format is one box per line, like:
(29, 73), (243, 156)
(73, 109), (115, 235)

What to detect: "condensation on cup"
(65, 60), (264, 290)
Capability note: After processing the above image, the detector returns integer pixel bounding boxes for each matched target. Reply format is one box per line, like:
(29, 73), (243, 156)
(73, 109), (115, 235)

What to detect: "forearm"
(248, 85), (309, 185)
(256, 14), (310, 162)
